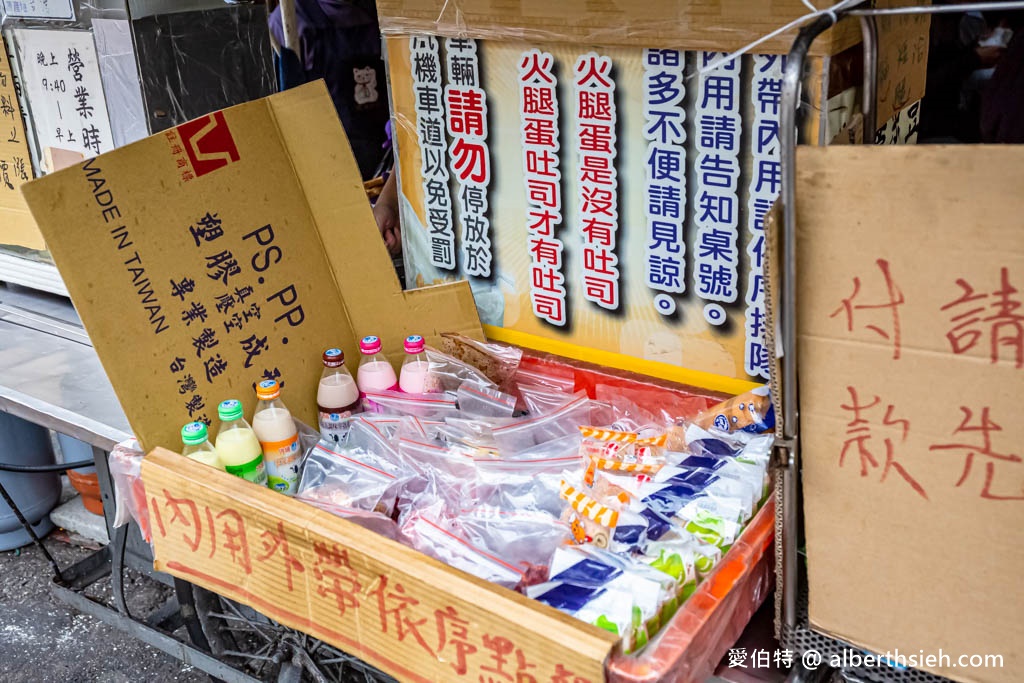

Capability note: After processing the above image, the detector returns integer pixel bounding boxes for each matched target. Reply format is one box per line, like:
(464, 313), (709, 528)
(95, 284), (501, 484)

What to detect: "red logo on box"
(176, 112), (240, 178)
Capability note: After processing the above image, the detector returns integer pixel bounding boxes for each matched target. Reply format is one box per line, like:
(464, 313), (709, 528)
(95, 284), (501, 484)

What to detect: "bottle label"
(318, 398), (361, 444)
(224, 453), (267, 486)
(261, 435), (302, 495)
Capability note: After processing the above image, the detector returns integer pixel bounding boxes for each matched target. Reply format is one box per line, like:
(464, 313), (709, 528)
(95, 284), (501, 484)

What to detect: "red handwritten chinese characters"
(830, 263), (1023, 502)
(148, 482), (600, 681)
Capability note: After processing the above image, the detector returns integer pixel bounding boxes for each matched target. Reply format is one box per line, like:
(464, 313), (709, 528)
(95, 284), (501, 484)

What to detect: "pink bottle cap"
(404, 334), (425, 354)
(359, 335), (382, 355)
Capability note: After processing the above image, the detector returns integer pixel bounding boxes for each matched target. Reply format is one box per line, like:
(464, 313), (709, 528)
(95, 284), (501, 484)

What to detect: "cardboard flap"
(267, 83), (484, 362)
(143, 448), (617, 682)
(21, 84), (482, 451)
(794, 145), (1024, 683)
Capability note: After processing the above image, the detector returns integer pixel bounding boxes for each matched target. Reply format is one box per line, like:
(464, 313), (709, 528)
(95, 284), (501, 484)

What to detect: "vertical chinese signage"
(13, 29), (114, 162)
(391, 40), (820, 387)
(574, 52), (619, 312)
(518, 49), (566, 326)
(692, 51), (741, 328)
(744, 54), (784, 380)
(0, 36), (39, 249)
(410, 36), (455, 270)
(642, 48), (686, 317)
(444, 38), (491, 278)
(0, 38), (31, 201)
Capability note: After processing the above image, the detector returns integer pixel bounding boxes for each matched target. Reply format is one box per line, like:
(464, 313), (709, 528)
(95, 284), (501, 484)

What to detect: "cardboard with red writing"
(143, 449), (617, 682)
(21, 82), (483, 452)
(0, 37), (38, 249)
(795, 146), (1024, 683)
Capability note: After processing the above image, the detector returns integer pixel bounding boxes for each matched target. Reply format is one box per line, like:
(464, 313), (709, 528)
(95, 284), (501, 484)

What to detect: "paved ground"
(0, 537), (206, 683)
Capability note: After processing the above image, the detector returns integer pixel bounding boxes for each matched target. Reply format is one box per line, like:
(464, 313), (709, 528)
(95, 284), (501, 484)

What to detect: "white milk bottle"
(180, 422), (223, 470)
(356, 335), (397, 411)
(317, 347), (360, 443)
(399, 334), (430, 393)
(252, 380), (301, 496)
(214, 399), (267, 485)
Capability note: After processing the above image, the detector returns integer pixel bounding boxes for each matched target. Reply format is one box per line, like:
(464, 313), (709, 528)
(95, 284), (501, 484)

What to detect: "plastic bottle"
(357, 335), (398, 411)
(399, 334), (430, 394)
(180, 422), (223, 470)
(252, 380), (302, 495)
(215, 399), (267, 485)
(317, 348), (361, 443)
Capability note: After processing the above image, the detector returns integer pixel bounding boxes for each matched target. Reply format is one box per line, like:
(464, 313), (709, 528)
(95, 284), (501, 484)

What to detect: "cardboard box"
(21, 82), (483, 452)
(142, 426), (777, 683)
(380, 2), (929, 392)
(795, 146), (1024, 683)
(143, 449), (618, 683)
(0, 37), (38, 250)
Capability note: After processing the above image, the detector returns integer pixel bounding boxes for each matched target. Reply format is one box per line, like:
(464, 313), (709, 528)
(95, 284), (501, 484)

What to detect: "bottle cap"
(322, 347), (345, 368)
(218, 399), (244, 421)
(404, 334), (425, 354)
(359, 335), (382, 355)
(181, 421), (208, 446)
(256, 379), (281, 401)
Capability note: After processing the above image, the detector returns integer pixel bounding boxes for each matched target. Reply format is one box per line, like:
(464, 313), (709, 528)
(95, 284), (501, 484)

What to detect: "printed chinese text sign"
(144, 450), (616, 683)
(795, 146), (1023, 683)
(21, 83), (482, 452)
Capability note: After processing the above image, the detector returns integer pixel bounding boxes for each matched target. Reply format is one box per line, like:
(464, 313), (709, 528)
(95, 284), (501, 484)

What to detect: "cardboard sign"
(22, 83), (483, 452)
(143, 449), (616, 682)
(795, 146), (1024, 683)
(0, 37), (38, 249)
(377, 0), (866, 56)
(13, 28), (115, 161)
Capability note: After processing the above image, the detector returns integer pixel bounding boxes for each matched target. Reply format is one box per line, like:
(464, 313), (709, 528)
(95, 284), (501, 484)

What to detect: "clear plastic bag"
(514, 364), (576, 394)
(361, 389), (461, 419)
(422, 347), (497, 393)
(518, 383), (585, 416)
(439, 332), (522, 393)
(296, 433), (411, 516)
(474, 452), (580, 516)
(456, 383), (516, 418)
(456, 504), (571, 585)
(108, 438), (149, 539)
(594, 383), (712, 429)
(492, 395), (594, 454)
(301, 500), (405, 541)
(400, 498), (526, 590)
(397, 436), (480, 490)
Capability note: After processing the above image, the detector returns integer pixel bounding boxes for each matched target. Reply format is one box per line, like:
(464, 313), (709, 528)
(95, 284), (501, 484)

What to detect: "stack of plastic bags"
(287, 334), (775, 655)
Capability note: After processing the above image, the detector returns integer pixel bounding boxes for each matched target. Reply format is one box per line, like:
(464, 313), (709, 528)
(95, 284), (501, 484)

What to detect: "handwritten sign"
(22, 83), (482, 452)
(0, 36), (39, 249)
(796, 146), (1024, 683)
(13, 28), (114, 162)
(3, 0), (74, 20)
(144, 449), (615, 682)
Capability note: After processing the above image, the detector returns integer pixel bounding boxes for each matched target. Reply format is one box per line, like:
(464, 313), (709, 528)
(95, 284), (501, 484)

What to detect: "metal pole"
(859, 14), (878, 142)
(779, 12), (837, 631)
(851, 2), (1024, 16)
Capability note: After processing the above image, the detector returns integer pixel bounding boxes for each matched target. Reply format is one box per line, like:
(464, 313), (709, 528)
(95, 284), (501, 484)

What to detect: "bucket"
(0, 413), (59, 550)
(56, 434), (102, 516)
